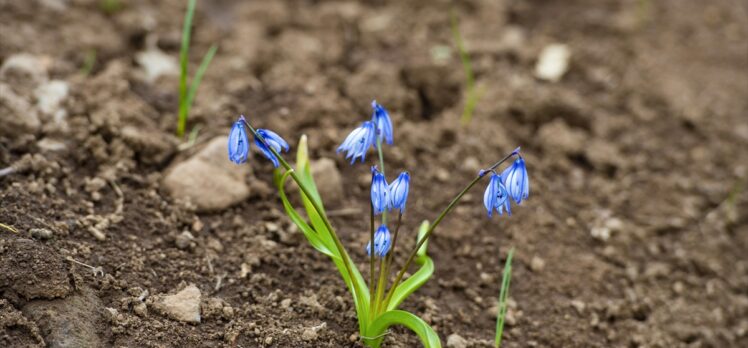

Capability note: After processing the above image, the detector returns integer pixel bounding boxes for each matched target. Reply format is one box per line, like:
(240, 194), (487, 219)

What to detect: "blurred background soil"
(1, 0), (747, 347)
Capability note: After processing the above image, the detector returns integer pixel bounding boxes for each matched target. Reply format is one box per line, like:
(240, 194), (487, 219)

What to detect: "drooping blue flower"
(483, 173), (511, 218)
(501, 157), (529, 204)
(371, 100), (393, 145)
(371, 166), (390, 215)
(254, 129), (290, 168)
(388, 171), (410, 213)
(337, 121), (376, 164)
(228, 116), (250, 164)
(367, 225), (392, 257)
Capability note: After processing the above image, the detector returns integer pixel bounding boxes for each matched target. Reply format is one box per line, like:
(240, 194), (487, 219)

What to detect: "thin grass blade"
(495, 247), (515, 348)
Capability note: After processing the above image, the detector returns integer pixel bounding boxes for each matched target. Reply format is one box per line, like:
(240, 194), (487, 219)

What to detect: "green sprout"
(0, 222), (18, 234)
(451, 12), (484, 127)
(176, 0), (217, 138)
(494, 248), (515, 348)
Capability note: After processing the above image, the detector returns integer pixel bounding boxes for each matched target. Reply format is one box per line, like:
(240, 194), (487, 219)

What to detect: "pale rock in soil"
(29, 228), (54, 240)
(301, 322), (326, 341)
(310, 158), (344, 206)
(175, 231), (195, 250)
(152, 284), (201, 323)
(0, 83), (41, 137)
(135, 48), (179, 83)
(34, 80), (68, 116)
(446, 333), (468, 348)
(163, 136), (251, 212)
(535, 43), (571, 82)
(530, 256), (546, 272)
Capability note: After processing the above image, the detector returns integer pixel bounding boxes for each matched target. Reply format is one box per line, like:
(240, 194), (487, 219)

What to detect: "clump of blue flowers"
(228, 101), (529, 348)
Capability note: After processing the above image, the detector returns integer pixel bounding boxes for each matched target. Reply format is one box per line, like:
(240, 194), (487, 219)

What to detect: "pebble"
(535, 43), (571, 82)
(570, 299), (586, 315)
(163, 136), (251, 212)
(29, 228), (53, 240)
(446, 333), (468, 348)
(34, 80), (68, 116)
(135, 48), (179, 83)
(310, 158), (344, 206)
(152, 284), (201, 323)
(301, 322), (326, 341)
(530, 256), (545, 272)
(175, 231), (194, 250)
(133, 302), (148, 317)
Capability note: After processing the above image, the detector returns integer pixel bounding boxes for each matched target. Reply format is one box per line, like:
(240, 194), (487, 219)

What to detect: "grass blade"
(177, 0), (196, 137)
(450, 11), (481, 126)
(495, 247), (515, 348)
(184, 44), (217, 118)
(386, 220), (435, 311)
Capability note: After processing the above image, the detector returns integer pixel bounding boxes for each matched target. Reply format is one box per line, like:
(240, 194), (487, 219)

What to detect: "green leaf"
(495, 248), (515, 348)
(367, 310), (442, 348)
(387, 221), (435, 311)
(184, 44), (218, 117)
(277, 171), (335, 258)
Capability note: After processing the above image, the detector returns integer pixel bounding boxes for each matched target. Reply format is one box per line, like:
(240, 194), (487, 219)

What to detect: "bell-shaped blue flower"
(367, 224), (392, 257)
(501, 157), (529, 204)
(484, 173), (511, 218)
(388, 171), (410, 213)
(228, 116), (250, 164)
(371, 100), (393, 145)
(371, 166), (390, 215)
(337, 121), (376, 164)
(254, 129), (289, 168)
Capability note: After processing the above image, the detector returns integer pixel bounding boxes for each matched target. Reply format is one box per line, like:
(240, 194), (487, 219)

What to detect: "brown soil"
(2, 0), (747, 347)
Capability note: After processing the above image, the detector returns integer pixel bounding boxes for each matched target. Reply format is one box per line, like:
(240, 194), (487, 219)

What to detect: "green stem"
(369, 203), (376, 322)
(383, 151), (516, 307)
(378, 212), (402, 314)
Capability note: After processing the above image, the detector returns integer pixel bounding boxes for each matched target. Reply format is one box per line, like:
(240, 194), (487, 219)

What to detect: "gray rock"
(0, 83), (41, 137)
(135, 48), (178, 83)
(163, 136), (251, 212)
(30, 228), (54, 240)
(22, 288), (104, 348)
(175, 231), (195, 250)
(310, 158), (344, 206)
(152, 284), (201, 324)
(446, 333), (468, 348)
(34, 80), (68, 116)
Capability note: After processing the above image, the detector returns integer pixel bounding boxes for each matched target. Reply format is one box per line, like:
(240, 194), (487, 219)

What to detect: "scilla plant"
(227, 101), (529, 347)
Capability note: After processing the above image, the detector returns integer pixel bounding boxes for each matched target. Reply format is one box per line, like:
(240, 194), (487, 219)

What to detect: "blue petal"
(372, 100), (394, 145)
(228, 119), (250, 164)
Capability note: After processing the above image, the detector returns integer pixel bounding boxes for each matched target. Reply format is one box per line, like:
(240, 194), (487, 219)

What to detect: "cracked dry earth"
(1, 0), (747, 347)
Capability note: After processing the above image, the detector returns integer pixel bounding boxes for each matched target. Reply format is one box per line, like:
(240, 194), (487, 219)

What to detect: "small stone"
(163, 136), (251, 212)
(535, 43), (571, 82)
(673, 281), (684, 294)
(301, 322), (326, 341)
(264, 336), (273, 345)
(29, 228), (54, 240)
(135, 48), (179, 83)
(222, 305), (234, 319)
(446, 333), (468, 348)
(435, 168), (450, 182)
(530, 256), (545, 272)
(280, 298), (292, 309)
(152, 284), (201, 323)
(570, 300), (586, 315)
(34, 80), (68, 116)
(175, 231), (194, 250)
(590, 226), (611, 241)
(310, 158), (344, 206)
(133, 302), (148, 317)
(37, 138), (67, 152)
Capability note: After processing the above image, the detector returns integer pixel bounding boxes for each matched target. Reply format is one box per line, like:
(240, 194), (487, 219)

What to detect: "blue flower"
(483, 173), (511, 218)
(228, 117), (250, 164)
(371, 166), (390, 215)
(337, 121), (376, 164)
(388, 171), (410, 213)
(371, 100), (393, 145)
(254, 129), (290, 168)
(501, 157), (529, 204)
(367, 225), (392, 257)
